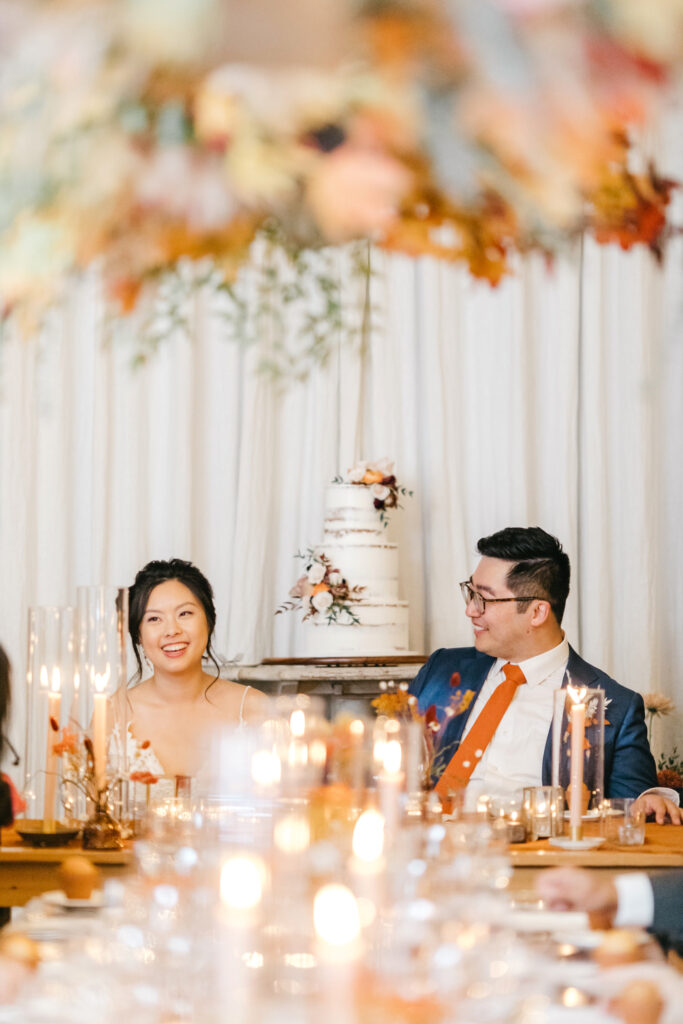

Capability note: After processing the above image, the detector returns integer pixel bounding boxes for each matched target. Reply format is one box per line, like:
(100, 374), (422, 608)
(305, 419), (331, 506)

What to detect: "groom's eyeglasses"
(459, 580), (545, 615)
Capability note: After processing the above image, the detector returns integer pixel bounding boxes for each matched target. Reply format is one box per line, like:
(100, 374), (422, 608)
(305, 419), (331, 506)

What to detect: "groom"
(410, 526), (681, 822)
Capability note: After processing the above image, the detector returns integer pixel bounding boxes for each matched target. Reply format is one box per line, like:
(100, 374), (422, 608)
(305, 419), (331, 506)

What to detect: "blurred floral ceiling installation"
(0, 0), (681, 326)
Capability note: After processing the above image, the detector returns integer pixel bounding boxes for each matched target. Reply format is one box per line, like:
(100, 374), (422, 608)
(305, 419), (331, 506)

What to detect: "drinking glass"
(601, 798), (645, 845)
(521, 786), (563, 840)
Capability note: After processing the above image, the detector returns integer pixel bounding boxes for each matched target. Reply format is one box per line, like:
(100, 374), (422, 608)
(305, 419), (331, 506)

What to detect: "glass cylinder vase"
(551, 685), (605, 838)
(23, 606), (76, 825)
(76, 585), (129, 825)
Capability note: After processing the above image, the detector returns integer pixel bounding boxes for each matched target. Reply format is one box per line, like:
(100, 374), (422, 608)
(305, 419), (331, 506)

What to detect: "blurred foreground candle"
(349, 809), (385, 926)
(378, 736), (404, 841)
(348, 717), (366, 794)
(92, 670), (110, 793)
(568, 685), (587, 841)
(351, 808), (385, 872)
(314, 883), (361, 1024)
(42, 668), (61, 828)
(218, 853), (266, 1015)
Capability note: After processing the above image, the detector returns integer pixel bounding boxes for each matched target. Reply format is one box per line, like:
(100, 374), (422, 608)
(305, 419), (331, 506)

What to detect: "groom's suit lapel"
(541, 645), (600, 783)
(439, 653), (494, 750)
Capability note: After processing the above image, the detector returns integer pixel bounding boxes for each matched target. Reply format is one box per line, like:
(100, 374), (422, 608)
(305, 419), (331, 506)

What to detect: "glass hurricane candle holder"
(76, 585), (129, 818)
(551, 686), (605, 839)
(522, 786), (564, 840)
(23, 606), (76, 825)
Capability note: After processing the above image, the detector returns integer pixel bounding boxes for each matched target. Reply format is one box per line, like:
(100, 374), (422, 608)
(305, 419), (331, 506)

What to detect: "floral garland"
(0, 0), (680, 331)
(335, 458), (412, 526)
(277, 550), (365, 625)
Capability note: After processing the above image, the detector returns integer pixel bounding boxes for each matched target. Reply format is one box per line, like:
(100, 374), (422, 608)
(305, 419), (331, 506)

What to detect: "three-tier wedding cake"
(281, 461), (411, 658)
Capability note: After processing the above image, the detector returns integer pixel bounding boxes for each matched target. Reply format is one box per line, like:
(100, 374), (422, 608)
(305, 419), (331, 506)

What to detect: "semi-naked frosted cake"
(302, 482), (410, 657)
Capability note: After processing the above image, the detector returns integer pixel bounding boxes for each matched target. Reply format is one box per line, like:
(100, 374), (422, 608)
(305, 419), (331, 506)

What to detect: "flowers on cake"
(336, 459), (412, 526)
(278, 550), (365, 625)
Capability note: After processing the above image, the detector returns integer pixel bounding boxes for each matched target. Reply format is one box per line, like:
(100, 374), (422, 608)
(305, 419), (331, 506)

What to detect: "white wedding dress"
(111, 685), (253, 805)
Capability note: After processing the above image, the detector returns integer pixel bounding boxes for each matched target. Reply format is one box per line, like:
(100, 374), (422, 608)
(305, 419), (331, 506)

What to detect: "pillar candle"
(43, 670), (61, 828)
(378, 739), (404, 842)
(569, 693), (586, 839)
(93, 685), (108, 793)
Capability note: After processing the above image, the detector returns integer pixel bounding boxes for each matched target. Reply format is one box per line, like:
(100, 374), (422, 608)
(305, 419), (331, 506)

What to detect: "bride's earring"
(140, 647), (152, 673)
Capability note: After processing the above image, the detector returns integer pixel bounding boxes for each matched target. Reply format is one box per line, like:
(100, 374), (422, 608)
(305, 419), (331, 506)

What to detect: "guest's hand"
(632, 794), (682, 824)
(537, 866), (618, 924)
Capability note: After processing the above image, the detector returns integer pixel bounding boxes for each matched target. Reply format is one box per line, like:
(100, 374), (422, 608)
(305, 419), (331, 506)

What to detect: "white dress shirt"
(614, 873), (655, 928)
(462, 636), (678, 811)
(463, 637), (569, 809)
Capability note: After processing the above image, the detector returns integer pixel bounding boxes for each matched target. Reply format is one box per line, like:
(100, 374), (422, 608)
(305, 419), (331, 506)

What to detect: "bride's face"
(139, 579), (209, 676)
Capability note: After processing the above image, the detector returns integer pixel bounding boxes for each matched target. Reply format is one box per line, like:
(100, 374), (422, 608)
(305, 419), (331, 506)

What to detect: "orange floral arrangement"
(372, 674), (476, 787)
(50, 721), (116, 808)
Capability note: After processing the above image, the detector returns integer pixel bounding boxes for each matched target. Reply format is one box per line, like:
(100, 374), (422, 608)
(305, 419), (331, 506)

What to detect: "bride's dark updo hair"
(128, 558), (220, 682)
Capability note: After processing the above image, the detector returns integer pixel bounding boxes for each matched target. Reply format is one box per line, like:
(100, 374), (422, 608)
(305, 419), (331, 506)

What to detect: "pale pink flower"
(370, 483), (391, 502)
(306, 144), (411, 242)
(289, 575), (313, 599)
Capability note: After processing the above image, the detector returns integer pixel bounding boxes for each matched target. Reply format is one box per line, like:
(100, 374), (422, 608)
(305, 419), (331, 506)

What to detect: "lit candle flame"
(382, 739), (402, 775)
(352, 809), (385, 862)
(251, 748), (281, 787)
(220, 855), (266, 910)
(349, 719), (364, 737)
(51, 667), (61, 693)
(313, 884), (360, 947)
(290, 709), (306, 737)
(567, 684), (587, 705)
(94, 667), (111, 693)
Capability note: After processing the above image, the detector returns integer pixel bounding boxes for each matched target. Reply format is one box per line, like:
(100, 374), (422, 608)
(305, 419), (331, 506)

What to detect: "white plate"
(551, 929), (649, 950)
(563, 810), (600, 821)
(548, 836), (606, 851)
(42, 889), (104, 911)
(502, 909), (589, 933)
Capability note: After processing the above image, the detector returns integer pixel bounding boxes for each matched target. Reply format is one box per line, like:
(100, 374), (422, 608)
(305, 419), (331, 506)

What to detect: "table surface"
(509, 823), (683, 868)
(1, 822), (681, 906)
(0, 827), (133, 907)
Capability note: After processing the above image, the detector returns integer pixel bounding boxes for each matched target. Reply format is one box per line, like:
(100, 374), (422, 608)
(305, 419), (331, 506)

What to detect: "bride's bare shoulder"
(204, 678), (270, 718)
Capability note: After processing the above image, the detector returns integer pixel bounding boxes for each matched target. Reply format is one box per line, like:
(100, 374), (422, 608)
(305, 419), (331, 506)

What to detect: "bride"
(115, 558), (268, 782)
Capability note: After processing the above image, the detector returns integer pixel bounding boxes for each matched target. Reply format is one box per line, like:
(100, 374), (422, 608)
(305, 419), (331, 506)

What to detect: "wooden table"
(508, 823), (683, 892)
(0, 828), (133, 907)
(2, 823), (681, 906)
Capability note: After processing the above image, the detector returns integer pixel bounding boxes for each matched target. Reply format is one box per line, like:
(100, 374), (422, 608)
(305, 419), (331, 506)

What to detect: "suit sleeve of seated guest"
(649, 870), (683, 941)
(601, 679), (658, 797)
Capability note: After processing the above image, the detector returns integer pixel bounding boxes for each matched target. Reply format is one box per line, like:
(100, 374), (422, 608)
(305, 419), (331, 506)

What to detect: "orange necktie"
(435, 663), (527, 806)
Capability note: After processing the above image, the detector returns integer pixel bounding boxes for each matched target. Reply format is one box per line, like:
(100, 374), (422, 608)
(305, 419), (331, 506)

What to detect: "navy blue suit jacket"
(410, 645), (658, 798)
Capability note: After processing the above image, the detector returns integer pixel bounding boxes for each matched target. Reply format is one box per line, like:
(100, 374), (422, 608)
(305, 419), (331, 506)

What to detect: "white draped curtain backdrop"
(1, 114), (681, 773)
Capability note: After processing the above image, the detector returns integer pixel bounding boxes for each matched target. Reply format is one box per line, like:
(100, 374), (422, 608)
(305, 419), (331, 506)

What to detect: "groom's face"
(466, 557), (535, 662)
